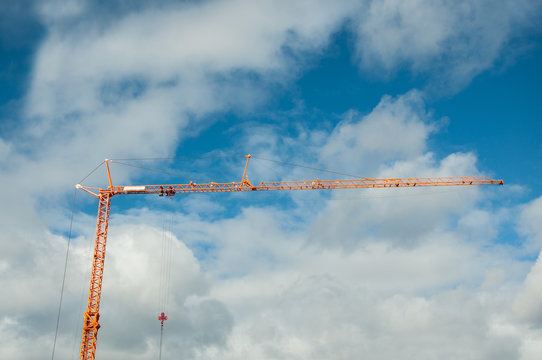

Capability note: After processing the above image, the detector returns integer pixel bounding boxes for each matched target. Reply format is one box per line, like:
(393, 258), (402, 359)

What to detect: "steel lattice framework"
(75, 155), (503, 359)
(78, 191), (112, 360)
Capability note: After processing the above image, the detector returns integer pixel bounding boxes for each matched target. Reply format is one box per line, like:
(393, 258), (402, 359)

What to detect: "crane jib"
(113, 177), (503, 197)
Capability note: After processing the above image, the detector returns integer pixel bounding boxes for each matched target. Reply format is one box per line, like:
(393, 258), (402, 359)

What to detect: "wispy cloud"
(351, 0), (542, 93)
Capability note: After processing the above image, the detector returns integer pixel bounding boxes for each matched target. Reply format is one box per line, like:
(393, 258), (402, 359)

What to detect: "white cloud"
(28, 0), (353, 119)
(201, 267), (527, 360)
(514, 253), (542, 326)
(518, 196), (542, 250)
(320, 90), (435, 175)
(514, 197), (542, 327)
(0, 137), (11, 162)
(352, 0), (542, 92)
(37, 0), (86, 23)
(92, 224), (233, 359)
(296, 92), (486, 250)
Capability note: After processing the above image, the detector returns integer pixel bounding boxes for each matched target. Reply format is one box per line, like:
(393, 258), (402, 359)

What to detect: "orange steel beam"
(80, 190), (112, 360)
(105, 159), (114, 190)
(76, 156), (503, 359)
(240, 153), (251, 186)
(100, 176), (503, 196)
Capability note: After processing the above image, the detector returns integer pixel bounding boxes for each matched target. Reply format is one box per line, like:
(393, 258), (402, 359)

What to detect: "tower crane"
(75, 154), (503, 360)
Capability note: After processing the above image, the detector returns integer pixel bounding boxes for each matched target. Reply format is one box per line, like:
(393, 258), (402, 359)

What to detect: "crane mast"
(75, 154), (503, 360)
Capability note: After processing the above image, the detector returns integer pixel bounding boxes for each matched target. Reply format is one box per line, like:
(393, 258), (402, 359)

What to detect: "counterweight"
(75, 154), (503, 360)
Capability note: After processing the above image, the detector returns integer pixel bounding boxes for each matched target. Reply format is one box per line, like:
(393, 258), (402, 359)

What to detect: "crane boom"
(75, 155), (503, 359)
(80, 175), (503, 196)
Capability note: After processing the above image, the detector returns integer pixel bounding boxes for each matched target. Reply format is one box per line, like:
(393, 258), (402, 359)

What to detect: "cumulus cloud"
(518, 196), (542, 250)
(514, 253), (542, 327)
(199, 254), (528, 360)
(242, 91), (488, 250)
(320, 90), (435, 174)
(514, 196), (542, 327)
(93, 224), (233, 359)
(27, 0), (353, 120)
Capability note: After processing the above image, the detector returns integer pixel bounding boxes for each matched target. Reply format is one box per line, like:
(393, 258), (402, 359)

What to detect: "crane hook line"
(159, 324), (164, 360)
(165, 216), (173, 314)
(157, 216), (173, 360)
(51, 188), (77, 360)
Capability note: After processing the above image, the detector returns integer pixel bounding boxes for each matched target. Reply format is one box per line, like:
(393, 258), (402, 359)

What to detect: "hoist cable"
(114, 156), (367, 185)
(79, 161), (106, 184)
(71, 238), (92, 360)
(114, 155), (367, 186)
(51, 189), (77, 360)
(157, 215), (174, 360)
(110, 155), (244, 161)
(165, 216), (173, 313)
(159, 221), (167, 313)
(159, 325), (164, 360)
(251, 156), (366, 179)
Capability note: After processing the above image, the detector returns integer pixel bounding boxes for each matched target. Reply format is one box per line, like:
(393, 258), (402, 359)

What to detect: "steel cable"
(51, 189), (77, 360)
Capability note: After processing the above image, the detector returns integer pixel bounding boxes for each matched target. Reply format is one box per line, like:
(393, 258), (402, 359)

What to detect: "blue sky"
(1, 1), (542, 359)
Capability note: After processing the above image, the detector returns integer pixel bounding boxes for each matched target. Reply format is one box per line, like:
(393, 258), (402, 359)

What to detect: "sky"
(1, 0), (542, 359)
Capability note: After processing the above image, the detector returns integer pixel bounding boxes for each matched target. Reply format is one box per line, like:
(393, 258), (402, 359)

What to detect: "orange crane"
(75, 154), (503, 360)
